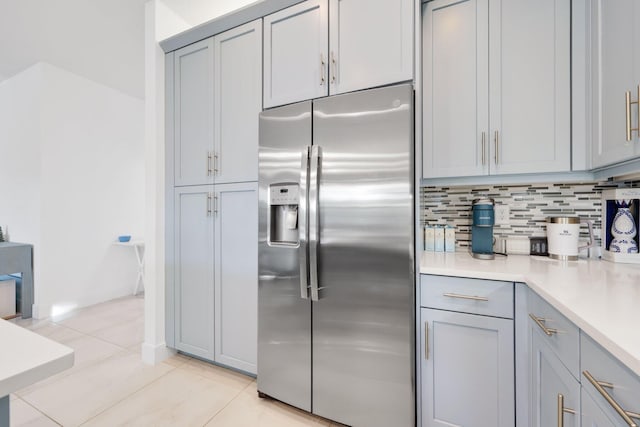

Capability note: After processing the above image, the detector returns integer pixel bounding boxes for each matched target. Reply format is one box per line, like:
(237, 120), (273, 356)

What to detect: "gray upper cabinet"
(173, 20), (261, 186)
(214, 182), (258, 374)
(264, 0), (413, 108)
(489, 0), (570, 175)
(591, 1), (640, 168)
(174, 186), (215, 360)
(422, 0), (570, 179)
(174, 39), (215, 187)
(422, 0), (488, 178)
(328, 0), (413, 95)
(214, 20), (262, 184)
(263, 0), (329, 108)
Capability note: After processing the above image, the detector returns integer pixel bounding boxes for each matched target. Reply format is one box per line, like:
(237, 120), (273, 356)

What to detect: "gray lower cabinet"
(174, 186), (215, 360)
(420, 308), (514, 426)
(419, 275), (516, 427)
(530, 329), (580, 427)
(173, 183), (258, 374)
(213, 182), (258, 373)
(582, 387), (617, 427)
(581, 332), (640, 427)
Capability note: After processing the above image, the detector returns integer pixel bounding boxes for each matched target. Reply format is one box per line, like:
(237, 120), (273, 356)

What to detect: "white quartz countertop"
(0, 319), (74, 396)
(420, 251), (640, 377)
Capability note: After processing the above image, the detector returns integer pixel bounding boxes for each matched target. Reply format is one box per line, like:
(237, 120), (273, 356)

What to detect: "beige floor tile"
(9, 398), (59, 427)
(16, 335), (125, 396)
(55, 311), (132, 335)
(54, 297), (142, 335)
(20, 352), (173, 426)
(126, 343), (141, 354)
(82, 367), (244, 427)
(8, 317), (51, 331)
(179, 359), (253, 392)
(29, 323), (85, 343)
(205, 382), (330, 427)
(90, 315), (144, 349)
(162, 352), (192, 368)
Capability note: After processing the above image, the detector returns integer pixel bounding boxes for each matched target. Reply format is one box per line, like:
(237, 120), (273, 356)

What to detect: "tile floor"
(8, 296), (342, 427)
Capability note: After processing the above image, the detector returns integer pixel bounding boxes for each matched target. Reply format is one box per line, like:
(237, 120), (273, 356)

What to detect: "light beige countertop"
(420, 251), (640, 377)
(0, 319), (74, 397)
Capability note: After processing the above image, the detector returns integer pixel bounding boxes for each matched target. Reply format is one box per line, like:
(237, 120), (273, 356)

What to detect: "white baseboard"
(141, 342), (175, 365)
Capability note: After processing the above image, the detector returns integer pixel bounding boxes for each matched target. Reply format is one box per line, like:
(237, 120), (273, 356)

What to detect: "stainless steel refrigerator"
(258, 84), (414, 427)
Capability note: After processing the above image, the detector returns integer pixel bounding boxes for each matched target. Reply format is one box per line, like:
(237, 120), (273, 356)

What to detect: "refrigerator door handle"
(309, 145), (322, 301)
(299, 146), (311, 299)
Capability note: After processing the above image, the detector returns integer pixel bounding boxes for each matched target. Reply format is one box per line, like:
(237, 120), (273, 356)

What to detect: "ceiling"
(0, 0), (147, 99)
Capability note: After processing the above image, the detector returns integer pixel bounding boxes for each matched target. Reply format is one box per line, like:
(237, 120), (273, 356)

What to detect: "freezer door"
(257, 101), (312, 411)
(311, 84), (415, 427)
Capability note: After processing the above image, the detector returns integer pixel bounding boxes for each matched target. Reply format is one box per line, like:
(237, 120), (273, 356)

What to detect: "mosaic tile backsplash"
(420, 181), (640, 249)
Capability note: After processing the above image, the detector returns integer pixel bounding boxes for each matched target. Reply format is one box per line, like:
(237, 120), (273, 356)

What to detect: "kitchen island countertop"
(420, 251), (640, 377)
(0, 318), (73, 425)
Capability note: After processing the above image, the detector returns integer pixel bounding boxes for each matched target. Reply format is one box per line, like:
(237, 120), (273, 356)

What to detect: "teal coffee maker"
(471, 198), (495, 259)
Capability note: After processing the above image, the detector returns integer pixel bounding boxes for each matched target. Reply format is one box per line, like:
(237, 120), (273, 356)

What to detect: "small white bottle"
(424, 225), (435, 251)
(434, 226), (445, 252)
(445, 225), (456, 252)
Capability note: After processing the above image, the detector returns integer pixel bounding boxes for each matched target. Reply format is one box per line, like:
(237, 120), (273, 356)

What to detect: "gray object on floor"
(0, 395), (7, 427)
(0, 243), (33, 318)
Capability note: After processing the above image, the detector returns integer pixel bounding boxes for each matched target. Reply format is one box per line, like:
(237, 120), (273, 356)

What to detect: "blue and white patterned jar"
(609, 199), (638, 253)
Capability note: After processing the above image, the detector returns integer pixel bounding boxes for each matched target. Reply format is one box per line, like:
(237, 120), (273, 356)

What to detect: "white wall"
(157, 0), (258, 37)
(0, 65), (44, 278)
(0, 62), (145, 318)
(142, 0), (256, 364)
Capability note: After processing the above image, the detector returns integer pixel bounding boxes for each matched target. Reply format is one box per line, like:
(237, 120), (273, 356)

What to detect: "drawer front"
(581, 332), (640, 427)
(420, 275), (514, 319)
(528, 290), (580, 379)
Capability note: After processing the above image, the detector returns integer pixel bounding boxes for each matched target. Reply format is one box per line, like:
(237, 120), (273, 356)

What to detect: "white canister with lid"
(546, 216), (594, 261)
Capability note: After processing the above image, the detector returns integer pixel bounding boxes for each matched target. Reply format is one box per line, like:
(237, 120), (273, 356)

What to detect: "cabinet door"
(591, 0), (638, 168)
(214, 182), (258, 374)
(174, 186), (215, 361)
(420, 308), (514, 427)
(581, 387), (617, 427)
(422, 0), (489, 178)
(214, 20), (262, 184)
(328, 0), (413, 95)
(530, 330), (580, 427)
(174, 39), (214, 186)
(263, 0), (328, 108)
(489, 0), (570, 175)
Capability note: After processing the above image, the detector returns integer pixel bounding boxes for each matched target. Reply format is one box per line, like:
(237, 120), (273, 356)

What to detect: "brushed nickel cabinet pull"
(481, 132), (486, 165)
(213, 153), (219, 174)
(207, 193), (212, 216)
(494, 130), (499, 164)
(557, 394), (576, 427)
(627, 86), (640, 141)
(443, 292), (489, 302)
(529, 313), (557, 336)
(214, 194), (219, 215)
(627, 91), (633, 142)
(320, 54), (326, 85)
(583, 370), (640, 427)
(331, 51), (337, 84)
(207, 152), (213, 176)
(424, 321), (429, 360)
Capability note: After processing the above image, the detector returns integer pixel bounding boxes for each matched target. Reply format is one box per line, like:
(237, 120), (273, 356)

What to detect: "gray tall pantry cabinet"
(166, 20), (262, 375)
